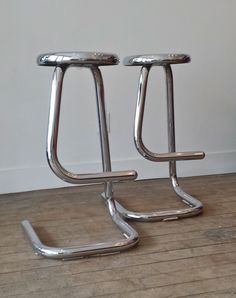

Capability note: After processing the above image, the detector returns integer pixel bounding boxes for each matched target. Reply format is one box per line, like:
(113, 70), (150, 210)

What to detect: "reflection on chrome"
(116, 53), (205, 221)
(22, 52), (138, 260)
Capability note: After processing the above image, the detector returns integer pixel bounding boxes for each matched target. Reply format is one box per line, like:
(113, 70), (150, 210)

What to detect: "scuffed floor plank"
(0, 174), (236, 297)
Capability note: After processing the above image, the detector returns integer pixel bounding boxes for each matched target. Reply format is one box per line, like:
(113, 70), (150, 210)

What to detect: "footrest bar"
(135, 148), (205, 162)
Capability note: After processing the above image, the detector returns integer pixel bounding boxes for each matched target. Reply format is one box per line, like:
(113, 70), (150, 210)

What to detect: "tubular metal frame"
(21, 52), (139, 260)
(114, 54), (205, 221)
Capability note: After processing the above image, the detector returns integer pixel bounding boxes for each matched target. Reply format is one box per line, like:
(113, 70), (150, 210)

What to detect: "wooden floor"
(0, 174), (236, 297)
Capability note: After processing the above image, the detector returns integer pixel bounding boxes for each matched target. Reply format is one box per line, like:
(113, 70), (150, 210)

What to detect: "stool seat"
(123, 54), (190, 66)
(37, 52), (119, 67)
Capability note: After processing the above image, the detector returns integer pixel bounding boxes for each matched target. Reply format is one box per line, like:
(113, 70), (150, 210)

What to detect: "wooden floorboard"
(0, 174), (236, 297)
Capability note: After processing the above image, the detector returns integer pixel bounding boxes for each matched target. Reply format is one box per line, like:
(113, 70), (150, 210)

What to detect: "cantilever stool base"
(21, 197), (138, 260)
(113, 54), (205, 222)
(21, 52), (139, 260)
(114, 180), (203, 222)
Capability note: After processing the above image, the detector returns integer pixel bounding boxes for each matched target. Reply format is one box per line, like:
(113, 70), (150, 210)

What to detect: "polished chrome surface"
(47, 65), (137, 184)
(116, 54), (205, 221)
(22, 52), (139, 260)
(38, 52), (119, 67)
(21, 197), (138, 260)
(123, 54), (190, 66)
(133, 66), (205, 162)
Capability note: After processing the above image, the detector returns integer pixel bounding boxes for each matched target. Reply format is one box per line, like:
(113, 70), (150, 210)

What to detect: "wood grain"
(0, 174), (236, 297)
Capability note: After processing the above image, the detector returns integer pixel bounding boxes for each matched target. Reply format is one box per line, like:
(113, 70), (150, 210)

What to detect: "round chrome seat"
(123, 53), (190, 66)
(37, 52), (119, 67)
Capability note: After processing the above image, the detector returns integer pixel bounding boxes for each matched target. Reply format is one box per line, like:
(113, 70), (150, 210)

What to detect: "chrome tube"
(91, 66), (113, 199)
(116, 54), (204, 221)
(21, 197), (138, 260)
(134, 66), (204, 162)
(46, 66), (137, 184)
(22, 52), (139, 260)
(165, 65), (203, 214)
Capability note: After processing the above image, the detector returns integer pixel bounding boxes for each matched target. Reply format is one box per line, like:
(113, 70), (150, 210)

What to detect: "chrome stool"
(21, 52), (139, 260)
(115, 54), (205, 221)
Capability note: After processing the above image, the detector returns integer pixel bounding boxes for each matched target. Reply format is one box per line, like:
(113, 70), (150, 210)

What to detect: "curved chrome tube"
(115, 54), (204, 221)
(47, 66), (137, 184)
(134, 66), (204, 162)
(21, 198), (138, 260)
(22, 52), (139, 260)
(115, 168), (203, 222)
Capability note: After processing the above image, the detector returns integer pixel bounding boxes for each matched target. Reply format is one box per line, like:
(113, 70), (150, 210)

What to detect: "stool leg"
(47, 66), (136, 184)
(91, 66), (113, 200)
(22, 59), (139, 260)
(115, 63), (203, 221)
(165, 65), (203, 215)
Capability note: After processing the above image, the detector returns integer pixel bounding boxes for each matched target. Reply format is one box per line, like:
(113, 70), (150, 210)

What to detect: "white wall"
(0, 0), (236, 194)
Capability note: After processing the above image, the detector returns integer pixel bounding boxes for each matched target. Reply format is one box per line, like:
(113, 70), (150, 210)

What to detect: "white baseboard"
(1, 151), (236, 194)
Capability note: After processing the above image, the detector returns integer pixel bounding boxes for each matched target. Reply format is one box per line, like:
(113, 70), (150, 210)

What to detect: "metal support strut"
(114, 54), (205, 221)
(21, 52), (139, 260)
